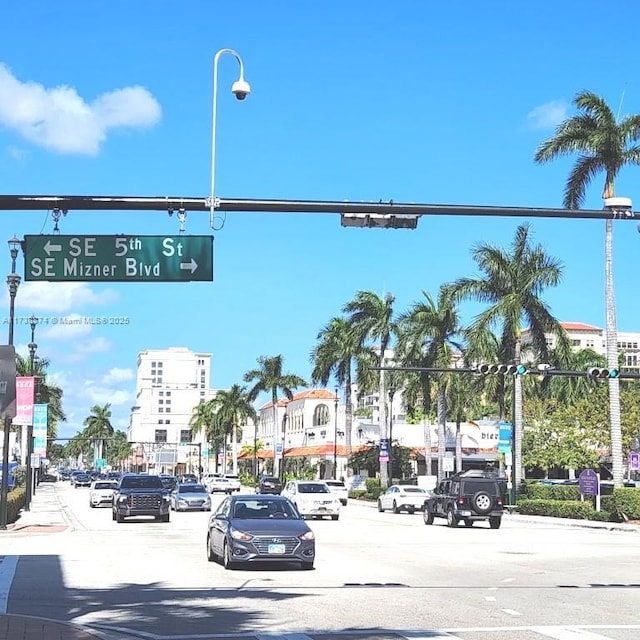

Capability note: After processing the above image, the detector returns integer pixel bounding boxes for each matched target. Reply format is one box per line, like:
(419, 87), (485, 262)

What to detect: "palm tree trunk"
(272, 394), (279, 478)
(423, 418), (433, 477)
(232, 420), (238, 474)
(345, 371), (353, 460)
(514, 341), (524, 488)
(604, 218), (623, 486)
(379, 362), (389, 488)
(455, 418), (462, 473)
(437, 383), (446, 483)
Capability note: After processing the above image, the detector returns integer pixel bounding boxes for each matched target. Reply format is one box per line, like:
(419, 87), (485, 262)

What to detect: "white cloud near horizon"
(526, 100), (568, 131)
(0, 63), (162, 155)
(102, 367), (134, 384)
(12, 282), (118, 313)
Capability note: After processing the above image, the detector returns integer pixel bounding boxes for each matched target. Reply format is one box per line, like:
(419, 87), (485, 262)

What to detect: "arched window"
(313, 404), (330, 426)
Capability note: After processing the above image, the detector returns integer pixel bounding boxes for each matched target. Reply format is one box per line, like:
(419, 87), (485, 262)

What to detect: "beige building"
(127, 347), (216, 474)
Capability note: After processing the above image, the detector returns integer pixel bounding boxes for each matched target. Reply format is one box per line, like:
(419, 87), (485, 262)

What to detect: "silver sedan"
(170, 483), (212, 512)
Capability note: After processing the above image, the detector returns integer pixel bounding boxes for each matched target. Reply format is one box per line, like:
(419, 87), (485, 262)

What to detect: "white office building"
(127, 347), (215, 475)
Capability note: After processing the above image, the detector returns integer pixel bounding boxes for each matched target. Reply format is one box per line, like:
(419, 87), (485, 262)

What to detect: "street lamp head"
(231, 78), (251, 101)
(8, 235), (21, 258)
(29, 315), (38, 332)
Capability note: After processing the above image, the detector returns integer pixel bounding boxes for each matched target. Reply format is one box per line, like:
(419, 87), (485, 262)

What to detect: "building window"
(155, 430), (167, 444)
(157, 362), (163, 368)
(151, 369), (156, 376)
(151, 361), (157, 368)
(313, 404), (330, 426)
(158, 407), (164, 413)
(180, 430), (191, 444)
(198, 359), (204, 366)
(166, 407), (171, 413)
(159, 391), (164, 396)
(158, 399), (164, 405)
(199, 398), (205, 404)
(200, 391), (205, 396)
(165, 419), (171, 424)
(158, 419), (164, 424)
(571, 339), (581, 347)
(166, 391), (171, 397)
(165, 399), (171, 405)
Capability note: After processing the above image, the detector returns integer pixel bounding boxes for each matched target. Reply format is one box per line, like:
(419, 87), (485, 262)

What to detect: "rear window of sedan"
(178, 484), (207, 493)
(401, 487), (426, 493)
(298, 483), (331, 494)
(325, 481), (346, 488)
(94, 482), (117, 490)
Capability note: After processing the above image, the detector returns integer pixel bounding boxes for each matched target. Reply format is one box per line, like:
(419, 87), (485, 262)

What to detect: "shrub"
(516, 499), (594, 519)
(7, 488), (25, 524)
(586, 510), (612, 522)
(521, 484), (581, 501)
(609, 488), (640, 521)
(239, 472), (256, 488)
(365, 477), (382, 500)
(348, 490), (367, 500)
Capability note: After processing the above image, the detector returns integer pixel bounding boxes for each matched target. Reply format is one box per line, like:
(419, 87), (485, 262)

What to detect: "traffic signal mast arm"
(371, 365), (640, 379)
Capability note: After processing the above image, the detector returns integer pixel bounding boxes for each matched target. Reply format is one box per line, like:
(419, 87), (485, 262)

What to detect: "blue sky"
(2, 0), (640, 439)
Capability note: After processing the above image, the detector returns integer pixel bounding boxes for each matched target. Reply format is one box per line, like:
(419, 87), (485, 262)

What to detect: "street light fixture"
(25, 315), (38, 511)
(0, 236), (22, 530)
(209, 48), (250, 229)
(333, 387), (339, 479)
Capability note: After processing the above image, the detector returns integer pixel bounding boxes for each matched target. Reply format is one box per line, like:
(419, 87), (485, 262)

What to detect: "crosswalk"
(86, 625), (640, 640)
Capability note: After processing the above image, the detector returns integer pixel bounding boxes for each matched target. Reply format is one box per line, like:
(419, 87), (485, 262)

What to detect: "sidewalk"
(6, 483), (71, 533)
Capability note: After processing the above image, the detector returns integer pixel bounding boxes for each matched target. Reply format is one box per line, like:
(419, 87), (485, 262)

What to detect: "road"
(1, 482), (640, 640)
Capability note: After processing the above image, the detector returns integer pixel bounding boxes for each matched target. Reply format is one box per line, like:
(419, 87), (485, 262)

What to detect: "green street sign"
(24, 235), (214, 282)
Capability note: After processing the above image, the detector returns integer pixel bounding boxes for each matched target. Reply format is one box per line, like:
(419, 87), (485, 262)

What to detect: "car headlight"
(299, 531), (315, 541)
(117, 496), (127, 503)
(230, 527), (253, 541)
(162, 495), (171, 501)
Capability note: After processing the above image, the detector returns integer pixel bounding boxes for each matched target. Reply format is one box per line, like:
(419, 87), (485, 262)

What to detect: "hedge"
(517, 499), (599, 520)
(606, 488), (640, 521)
(520, 484), (581, 501)
(6, 488), (25, 524)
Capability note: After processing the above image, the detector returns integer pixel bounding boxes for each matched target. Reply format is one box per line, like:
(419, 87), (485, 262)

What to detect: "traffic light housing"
(477, 364), (528, 375)
(587, 367), (619, 379)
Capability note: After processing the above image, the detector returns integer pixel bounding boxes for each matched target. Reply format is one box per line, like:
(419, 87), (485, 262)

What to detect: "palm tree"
(534, 90), (640, 487)
(244, 355), (306, 478)
(212, 384), (257, 474)
(16, 354), (66, 439)
(448, 223), (565, 488)
(310, 316), (369, 458)
(343, 291), (396, 488)
(82, 404), (113, 463)
(397, 288), (464, 482)
(190, 400), (224, 472)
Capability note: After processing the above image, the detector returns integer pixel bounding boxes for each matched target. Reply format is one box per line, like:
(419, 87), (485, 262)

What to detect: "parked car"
(89, 480), (118, 508)
(377, 485), (430, 514)
(424, 469), (505, 529)
(208, 476), (234, 494)
(72, 472), (91, 488)
(281, 480), (341, 520)
(223, 474), (241, 492)
(206, 494), (315, 570)
(202, 473), (221, 490)
(256, 476), (283, 495)
(324, 480), (348, 506)
(170, 483), (211, 511)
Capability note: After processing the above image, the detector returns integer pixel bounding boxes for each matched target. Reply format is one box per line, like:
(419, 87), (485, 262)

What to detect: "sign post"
(24, 235), (214, 282)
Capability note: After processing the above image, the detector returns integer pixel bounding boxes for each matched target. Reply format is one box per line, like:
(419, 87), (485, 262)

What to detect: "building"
(127, 347), (216, 475)
(521, 321), (640, 370)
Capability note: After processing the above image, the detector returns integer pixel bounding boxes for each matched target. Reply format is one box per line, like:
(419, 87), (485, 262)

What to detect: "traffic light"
(587, 367), (619, 379)
(340, 213), (420, 229)
(476, 364), (528, 375)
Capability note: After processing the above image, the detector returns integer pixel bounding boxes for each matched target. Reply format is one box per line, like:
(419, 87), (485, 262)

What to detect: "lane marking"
(485, 596), (497, 601)
(502, 577), (516, 583)
(0, 556), (19, 614)
(502, 609), (522, 616)
(257, 635), (315, 640)
(531, 627), (620, 639)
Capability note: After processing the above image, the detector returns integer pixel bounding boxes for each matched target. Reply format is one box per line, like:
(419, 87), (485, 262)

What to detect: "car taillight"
(399, 493), (406, 497)
(496, 497), (502, 505)
(457, 497), (465, 505)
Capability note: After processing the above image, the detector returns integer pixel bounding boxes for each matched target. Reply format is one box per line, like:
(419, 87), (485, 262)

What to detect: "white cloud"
(102, 367), (134, 385)
(83, 384), (132, 407)
(0, 63), (162, 155)
(13, 282), (118, 313)
(526, 100), (568, 131)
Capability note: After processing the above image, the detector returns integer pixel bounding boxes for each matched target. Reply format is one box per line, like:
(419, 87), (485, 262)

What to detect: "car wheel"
(408, 507), (415, 514)
(489, 516), (502, 529)
(392, 500), (399, 514)
(223, 541), (235, 570)
(423, 506), (434, 525)
(89, 502), (94, 508)
(116, 512), (124, 523)
(331, 515), (339, 521)
(473, 491), (493, 515)
(162, 513), (170, 523)
(301, 561), (314, 570)
(446, 508), (458, 528)
(464, 519), (474, 527)
(111, 509), (116, 521)
(341, 500), (347, 506)
(377, 500), (384, 512)
(206, 533), (216, 562)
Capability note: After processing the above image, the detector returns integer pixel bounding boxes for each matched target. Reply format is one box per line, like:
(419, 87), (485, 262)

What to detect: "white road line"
(0, 555), (18, 614)
(501, 608), (522, 616)
(400, 632), (463, 639)
(531, 627), (620, 639)
(257, 635), (315, 640)
(502, 577), (516, 582)
(485, 596), (497, 601)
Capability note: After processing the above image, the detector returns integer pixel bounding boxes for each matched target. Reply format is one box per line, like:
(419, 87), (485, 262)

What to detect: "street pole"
(281, 410), (288, 484)
(388, 389), (394, 483)
(0, 237), (22, 530)
(25, 316), (38, 511)
(253, 417), (259, 484)
(510, 374), (517, 506)
(333, 387), (339, 480)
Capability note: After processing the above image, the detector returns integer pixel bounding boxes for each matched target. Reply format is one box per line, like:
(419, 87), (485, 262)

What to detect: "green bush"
(517, 499), (594, 519)
(586, 509), (612, 522)
(7, 488), (25, 524)
(609, 488), (640, 520)
(521, 484), (581, 501)
(239, 472), (256, 488)
(348, 490), (367, 500)
(365, 477), (382, 500)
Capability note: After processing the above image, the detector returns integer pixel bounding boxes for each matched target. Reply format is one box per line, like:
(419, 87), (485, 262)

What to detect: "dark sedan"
(206, 495), (315, 570)
(256, 475), (283, 494)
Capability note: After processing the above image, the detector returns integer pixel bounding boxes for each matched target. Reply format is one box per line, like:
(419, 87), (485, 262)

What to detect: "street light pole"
(0, 236), (22, 530)
(333, 387), (339, 480)
(210, 48), (250, 229)
(25, 316), (38, 511)
(253, 416), (259, 485)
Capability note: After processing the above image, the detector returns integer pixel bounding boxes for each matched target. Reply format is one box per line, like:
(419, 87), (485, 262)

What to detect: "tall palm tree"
(534, 90), (640, 487)
(190, 400), (224, 472)
(82, 404), (113, 463)
(397, 288), (464, 482)
(343, 291), (396, 488)
(448, 223), (565, 488)
(310, 316), (369, 458)
(16, 354), (66, 439)
(244, 355), (306, 478)
(212, 384), (257, 474)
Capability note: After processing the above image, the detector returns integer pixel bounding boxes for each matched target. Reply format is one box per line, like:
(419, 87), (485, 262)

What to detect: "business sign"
(498, 421), (512, 454)
(0, 462), (17, 487)
(379, 438), (390, 462)
(578, 469), (599, 496)
(0, 346), (16, 419)
(13, 376), (35, 425)
(32, 403), (48, 457)
(629, 451), (640, 471)
(24, 235), (214, 282)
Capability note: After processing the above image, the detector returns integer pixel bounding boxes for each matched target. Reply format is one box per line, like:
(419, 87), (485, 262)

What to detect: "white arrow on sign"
(44, 240), (62, 255)
(179, 258), (198, 273)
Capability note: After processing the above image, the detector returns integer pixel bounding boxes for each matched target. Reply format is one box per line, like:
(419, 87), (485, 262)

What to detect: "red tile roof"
(238, 443), (369, 460)
(260, 388), (338, 410)
(560, 322), (602, 332)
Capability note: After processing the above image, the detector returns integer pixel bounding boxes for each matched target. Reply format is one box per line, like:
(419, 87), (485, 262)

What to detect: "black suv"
(256, 475), (283, 495)
(424, 470), (505, 529)
(112, 474), (171, 523)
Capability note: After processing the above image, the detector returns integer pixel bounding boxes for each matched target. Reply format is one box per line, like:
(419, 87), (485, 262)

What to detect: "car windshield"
(262, 477), (280, 483)
(178, 484), (206, 493)
(325, 481), (345, 488)
(231, 499), (298, 519)
(298, 483), (330, 494)
(224, 475), (239, 480)
(120, 476), (163, 489)
(94, 482), (116, 490)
